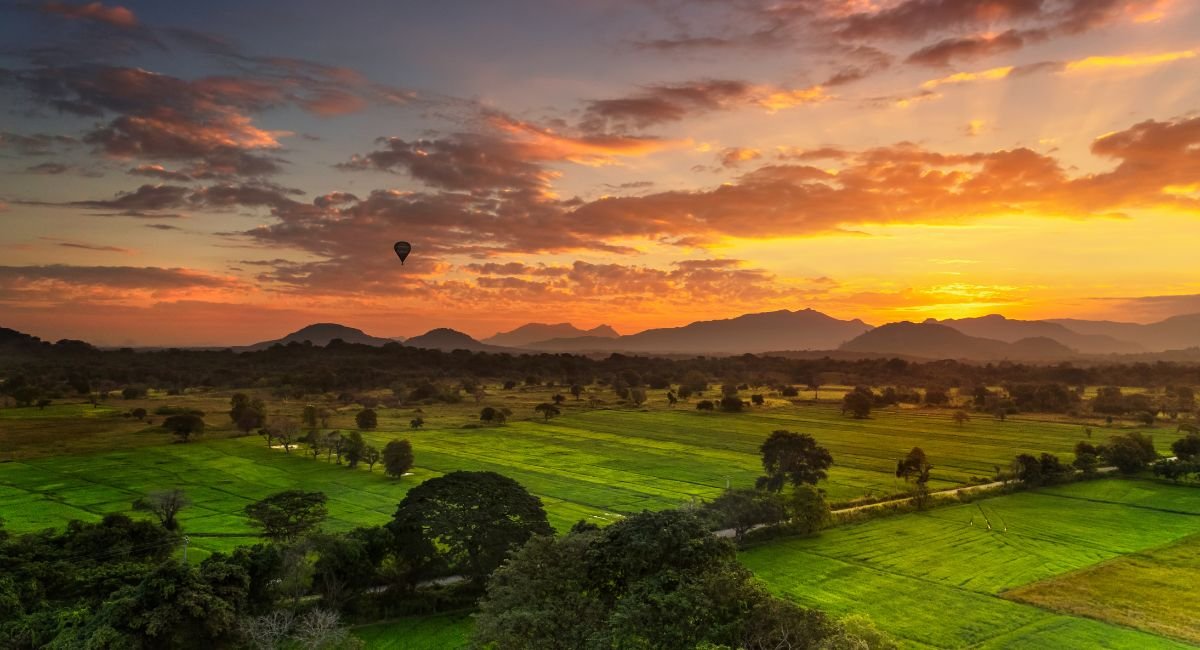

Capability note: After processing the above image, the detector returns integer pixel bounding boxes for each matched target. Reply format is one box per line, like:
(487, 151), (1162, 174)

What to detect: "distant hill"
(525, 309), (872, 354)
(1046, 313), (1200, 352)
(930, 315), (1144, 354)
(404, 328), (513, 353)
(839, 322), (1078, 361)
(240, 323), (396, 351)
(483, 322), (618, 348)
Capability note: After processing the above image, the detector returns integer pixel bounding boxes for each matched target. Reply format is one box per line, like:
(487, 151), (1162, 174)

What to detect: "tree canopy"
(244, 490), (328, 542)
(388, 471), (552, 583)
(757, 430), (833, 492)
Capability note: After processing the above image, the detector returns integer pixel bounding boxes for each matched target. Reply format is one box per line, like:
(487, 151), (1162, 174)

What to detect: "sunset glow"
(1, 0), (1199, 345)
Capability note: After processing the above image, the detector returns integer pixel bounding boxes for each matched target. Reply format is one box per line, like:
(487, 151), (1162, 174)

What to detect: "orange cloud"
(40, 1), (137, 28)
(1063, 49), (1198, 72)
(921, 65), (1015, 89)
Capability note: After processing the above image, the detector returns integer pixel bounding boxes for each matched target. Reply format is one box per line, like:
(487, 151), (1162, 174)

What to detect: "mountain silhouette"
(483, 323), (618, 347)
(240, 323), (397, 350)
(523, 309), (871, 354)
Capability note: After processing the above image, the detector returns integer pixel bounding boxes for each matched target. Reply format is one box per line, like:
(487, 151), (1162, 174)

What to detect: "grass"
(1005, 532), (1200, 645)
(2, 390), (1197, 648)
(0, 390), (1180, 556)
(0, 438), (440, 559)
(739, 479), (1200, 649)
(352, 613), (472, 649)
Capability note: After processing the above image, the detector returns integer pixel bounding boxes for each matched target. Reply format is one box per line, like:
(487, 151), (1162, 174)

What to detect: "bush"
(719, 396), (744, 413)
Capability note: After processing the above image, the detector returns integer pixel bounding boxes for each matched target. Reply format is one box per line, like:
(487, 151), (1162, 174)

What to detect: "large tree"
(343, 431), (367, 468)
(133, 488), (190, 531)
(534, 402), (560, 421)
(163, 413), (205, 443)
(382, 439), (414, 478)
(1102, 432), (1158, 474)
(842, 387), (873, 419)
(388, 471), (551, 583)
(355, 408), (378, 430)
(471, 530), (605, 650)
(1171, 433), (1200, 461)
(757, 430), (833, 492)
(244, 490), (328, 542)
(230, 393), (266, 434)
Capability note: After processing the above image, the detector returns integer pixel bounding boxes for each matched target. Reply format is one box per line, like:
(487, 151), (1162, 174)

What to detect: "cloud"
(457, 258), (786, 305)
(39, 1), (138, 28)
(579, 80), (826, 132)
(40, 237), (132, 253)
(3, 43), (413, 178)
(464, 262), (537, 275)
(24, 162), (69, 174)
(128, 164), (193, 182)
(921, 65), (1018, 89)
(340, 112), (677, 194)
(718, 147), (762, 168)
(1063, 49), (1198, 73)
(66, 184), (191, 214)
(836, 0), (1045, 41)
(637, 0), (1179, 68)
(0, 131), (78, 155)
(339, 134), (553, 193)
(0, 265), (244, 304)
(911, 50), (1182, 93)
(905, 29), (1033, 67)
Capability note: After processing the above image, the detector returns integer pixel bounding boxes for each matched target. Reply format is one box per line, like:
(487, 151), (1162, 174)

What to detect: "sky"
(1, 0), (1199, 346)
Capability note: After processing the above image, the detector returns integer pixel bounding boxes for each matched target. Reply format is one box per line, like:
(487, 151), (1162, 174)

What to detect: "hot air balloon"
(393, 241), (412, 265)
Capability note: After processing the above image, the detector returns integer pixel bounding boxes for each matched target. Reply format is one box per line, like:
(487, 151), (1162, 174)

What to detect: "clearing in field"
(739, 478), (1200, 649)
(1005, 532), (1200, 645)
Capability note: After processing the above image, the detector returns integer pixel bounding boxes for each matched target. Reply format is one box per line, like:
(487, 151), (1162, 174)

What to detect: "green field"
(352, 613), (472, 649)
(0, 395), (1173, 558)
(2, 392), (1198, 647)
(1006, 532), (1200, 645)
(740, 479), (1200, 649)
(0, 438), (440, 558)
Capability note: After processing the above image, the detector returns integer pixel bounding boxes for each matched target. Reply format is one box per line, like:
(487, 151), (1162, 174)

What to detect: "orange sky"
(1, 0), (1199, 345)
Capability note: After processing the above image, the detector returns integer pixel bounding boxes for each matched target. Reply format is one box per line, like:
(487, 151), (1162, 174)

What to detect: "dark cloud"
(24, 162), (69, 174)
(580, 80), (753, 131)
(41, 238), (131, 253)
(128, 164), (192, 182)
(340, 112), (674, 194)
(634, 0), (1171, 69)
(0, 131), (78, 155)
(66, 184), (190, 213)
(39, 2), (138, 28)
(339, 135), (551, 193)
(905, 29), (1035, 67)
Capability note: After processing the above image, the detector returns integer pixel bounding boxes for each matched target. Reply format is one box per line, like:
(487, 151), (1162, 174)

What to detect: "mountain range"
(518, 309), (872, 354)
(841, 322), (1079, 361)
(14, 309), (1200, 362)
